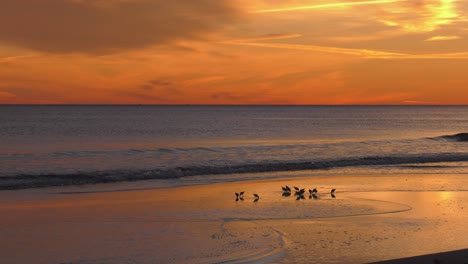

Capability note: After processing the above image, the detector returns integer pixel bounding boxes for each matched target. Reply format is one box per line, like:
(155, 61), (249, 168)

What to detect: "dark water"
(1, 105), (468, 189)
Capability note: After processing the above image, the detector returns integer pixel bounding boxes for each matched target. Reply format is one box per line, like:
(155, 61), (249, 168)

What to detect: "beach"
(0, 173), (466, 263)
(1, 106), (468, 263)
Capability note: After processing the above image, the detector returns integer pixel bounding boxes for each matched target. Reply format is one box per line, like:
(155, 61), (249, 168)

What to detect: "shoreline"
(0, 173), (466, 263)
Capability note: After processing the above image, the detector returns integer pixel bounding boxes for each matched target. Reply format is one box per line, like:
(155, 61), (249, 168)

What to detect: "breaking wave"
(2, 152), (468, 190)
(437, 133), (468, 142)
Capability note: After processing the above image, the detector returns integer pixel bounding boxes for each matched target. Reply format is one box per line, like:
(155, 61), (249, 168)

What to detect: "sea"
(1, 105), (468, 189)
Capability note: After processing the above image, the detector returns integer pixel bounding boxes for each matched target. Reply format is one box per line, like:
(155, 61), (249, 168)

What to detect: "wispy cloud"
(225, 41), (406, 58)
(425, 35), (462, 41)
(254, 0), (400, 13)
(226, 34), (302, 42)
(0, 91), (16, 99)
(402, 100), (438, 104)
(0, 54), (38, 63)
(226, 39), (468, 59)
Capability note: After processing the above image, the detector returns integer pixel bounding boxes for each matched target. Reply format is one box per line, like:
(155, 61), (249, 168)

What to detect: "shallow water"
(0, 174), (466, 263)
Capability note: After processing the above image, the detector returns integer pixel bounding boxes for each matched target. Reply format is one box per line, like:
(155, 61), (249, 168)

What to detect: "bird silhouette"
(312, 188), (318, 194)
(331, 188), (336, 194)
(331, 193), (336, 199)
(253, 193), (260, 202)
(294, 186), (299, 191)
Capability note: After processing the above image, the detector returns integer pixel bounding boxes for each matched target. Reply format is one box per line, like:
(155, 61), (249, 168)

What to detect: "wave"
(2, 132), (466, 159)
(2, 152), (468, 190)
(435, 132), (468, 142)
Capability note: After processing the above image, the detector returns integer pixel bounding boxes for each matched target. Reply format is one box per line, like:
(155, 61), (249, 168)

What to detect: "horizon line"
(1, 104), (468, 107)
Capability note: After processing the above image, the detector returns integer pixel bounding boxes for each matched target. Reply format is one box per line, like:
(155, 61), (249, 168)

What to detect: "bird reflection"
(331, 193), (336, 199)
(296, 195), (305, 200)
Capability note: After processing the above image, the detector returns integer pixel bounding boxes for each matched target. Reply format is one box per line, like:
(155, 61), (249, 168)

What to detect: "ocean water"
(1, 105), (468, 188)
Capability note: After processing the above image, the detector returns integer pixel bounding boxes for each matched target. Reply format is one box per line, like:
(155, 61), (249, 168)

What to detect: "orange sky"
(1, 0), (468, 104)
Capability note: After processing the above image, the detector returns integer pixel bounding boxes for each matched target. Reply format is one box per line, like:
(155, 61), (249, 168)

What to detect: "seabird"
(253, 193), (260, 202)
(294, 186), (299, 191)
(312, 188), (318, 194)
(331, 189), (336, 194)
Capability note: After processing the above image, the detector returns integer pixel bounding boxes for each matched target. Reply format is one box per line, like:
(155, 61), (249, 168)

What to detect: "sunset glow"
(1, 0), (468, 104)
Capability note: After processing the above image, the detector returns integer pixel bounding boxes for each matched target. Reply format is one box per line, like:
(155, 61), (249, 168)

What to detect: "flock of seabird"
(235, 186), (336, 202)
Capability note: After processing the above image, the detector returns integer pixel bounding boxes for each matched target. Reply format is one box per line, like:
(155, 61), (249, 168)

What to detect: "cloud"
(425, 35), (462, 41)
(0, 54), (38, 63)
(225, 41), (406, 58)
(225, 36), (468, 59)
(149, 80), (173, 86)
(402, 100), (437, 104)
(225, 34), (302, 42)
(0, 91), (16, 99)
(139, 79), (174, 91)
(139, 85), (154, 91)
(376, 0), (461, 33)
(0, 0), (240, 54)
(254, 0), (400, 13)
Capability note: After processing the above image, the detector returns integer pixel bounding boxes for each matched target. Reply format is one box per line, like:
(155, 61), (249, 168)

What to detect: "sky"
(1, 0), (468, 104)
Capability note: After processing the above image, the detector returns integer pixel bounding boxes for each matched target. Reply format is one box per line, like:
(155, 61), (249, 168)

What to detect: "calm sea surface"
(1, 105), (468, 188)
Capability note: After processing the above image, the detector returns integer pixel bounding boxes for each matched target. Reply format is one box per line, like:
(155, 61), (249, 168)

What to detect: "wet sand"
(0, 174), (467, 263)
